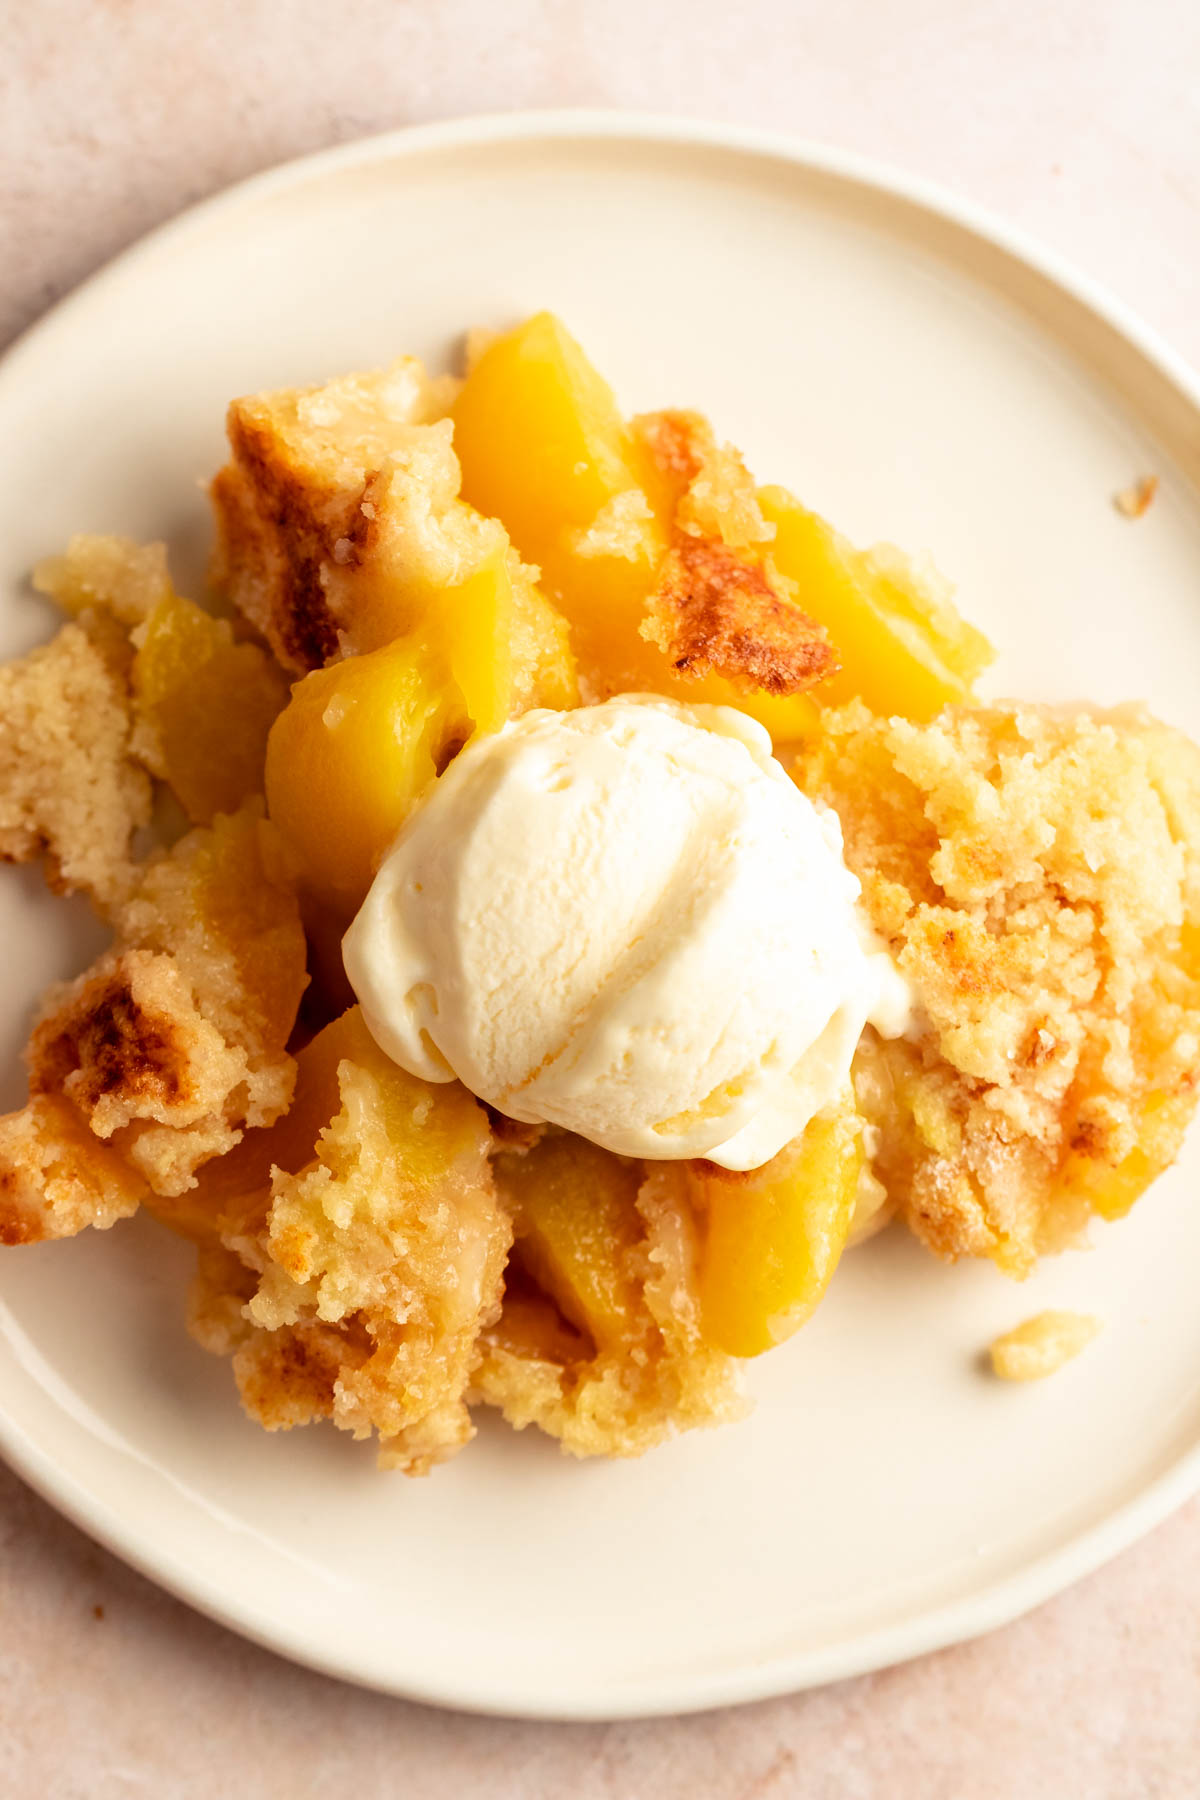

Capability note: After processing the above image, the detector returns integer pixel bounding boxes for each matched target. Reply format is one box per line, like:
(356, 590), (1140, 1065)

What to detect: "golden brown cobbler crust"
(211, 365), (577, 717)
(209, 361), (456, 674)
(211, 420), (344, 672)
(645, 530), (838, 695)
(801, 700), (1200, 1275)
(0, 806), (307, 1242)
(635, 408), (837, 698)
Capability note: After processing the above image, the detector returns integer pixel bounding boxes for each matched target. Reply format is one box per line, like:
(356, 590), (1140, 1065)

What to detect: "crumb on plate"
(1114, 475), (1158, 519)
(989, 1309), (1102, 1381)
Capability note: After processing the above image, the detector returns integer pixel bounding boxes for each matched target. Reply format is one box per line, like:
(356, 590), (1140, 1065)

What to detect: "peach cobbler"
(2, 313), (1199, 1473)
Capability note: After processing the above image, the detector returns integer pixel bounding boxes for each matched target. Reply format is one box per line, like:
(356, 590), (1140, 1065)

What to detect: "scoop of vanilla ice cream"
(342, 696), (909, 1171)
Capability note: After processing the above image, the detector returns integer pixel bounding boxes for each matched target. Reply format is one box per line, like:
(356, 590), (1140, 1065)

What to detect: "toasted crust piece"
(0, 806), (307, 1242)
(0, 620), (151, 906)
(189, 1045), (511, 1475)
(211, 360), (576, 716)
(644, 531), (837, 696)
(636, 409), (837, 698)
(636, 408), (776, 550)
(800, 701), (1200, 1275)
(0, 1095), (147, 1245)
(30, 946), (248, 1135)
(28, 947), (270, 1194)
(211, 359), (457, 670)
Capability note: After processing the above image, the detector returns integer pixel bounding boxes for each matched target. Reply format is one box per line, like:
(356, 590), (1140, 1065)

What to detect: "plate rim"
(3, 106), (1200, 1720)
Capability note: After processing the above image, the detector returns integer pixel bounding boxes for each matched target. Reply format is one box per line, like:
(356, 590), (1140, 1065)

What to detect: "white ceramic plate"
(3, 112), (1200, 1721)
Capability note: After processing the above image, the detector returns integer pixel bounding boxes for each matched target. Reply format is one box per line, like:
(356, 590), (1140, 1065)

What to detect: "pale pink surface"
(4, 1), (1200, 1791)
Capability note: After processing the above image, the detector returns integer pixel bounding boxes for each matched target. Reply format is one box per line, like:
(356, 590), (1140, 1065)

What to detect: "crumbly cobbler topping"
(1, 312), (1197, 1465)
(802, 701), (1200, 1274)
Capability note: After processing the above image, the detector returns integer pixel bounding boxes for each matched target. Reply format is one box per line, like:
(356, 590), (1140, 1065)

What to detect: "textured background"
(3, 2), (1200, 1794)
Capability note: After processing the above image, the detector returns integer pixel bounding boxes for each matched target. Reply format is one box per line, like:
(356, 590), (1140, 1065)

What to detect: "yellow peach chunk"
(452, 314), (820, 743)
(454, 312), (650, 554)
(264, 636), (467, 915)
(132, 594), (288, 823)
(496, 1133), (644, 1351)
(434, 551), (515, 737)
(484, 1277), (591, 1367)
(356, 548), (565, 738)
(453, 314), (657, 666)
(758, 486), (994, 721)
(692, 1097), (862, 1358)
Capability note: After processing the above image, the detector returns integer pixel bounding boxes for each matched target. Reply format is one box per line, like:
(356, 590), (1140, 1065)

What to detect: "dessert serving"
(2, 312), (1198, 1475)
